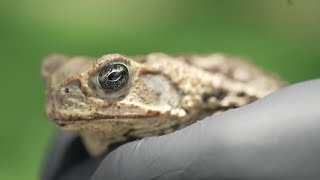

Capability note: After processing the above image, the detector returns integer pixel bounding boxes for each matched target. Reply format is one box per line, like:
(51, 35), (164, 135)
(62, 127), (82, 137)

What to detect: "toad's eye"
(97, 62), (130, 92)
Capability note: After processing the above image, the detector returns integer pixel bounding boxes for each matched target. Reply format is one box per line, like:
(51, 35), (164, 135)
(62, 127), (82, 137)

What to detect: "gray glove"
(41, 79), (320, 180)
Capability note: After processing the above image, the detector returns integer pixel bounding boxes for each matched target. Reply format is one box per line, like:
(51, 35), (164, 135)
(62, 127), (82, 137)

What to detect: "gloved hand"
(41, 79), (320, 180)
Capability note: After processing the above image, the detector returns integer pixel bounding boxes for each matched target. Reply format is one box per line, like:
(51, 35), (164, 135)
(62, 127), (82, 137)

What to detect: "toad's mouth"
(54, 115), (159, 128)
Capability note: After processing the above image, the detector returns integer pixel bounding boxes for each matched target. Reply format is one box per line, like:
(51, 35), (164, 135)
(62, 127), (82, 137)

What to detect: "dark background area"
(0, 0), (319, 179)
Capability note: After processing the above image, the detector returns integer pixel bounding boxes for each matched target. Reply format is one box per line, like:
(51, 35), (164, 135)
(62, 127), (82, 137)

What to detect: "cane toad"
(41, 53), (283, 156)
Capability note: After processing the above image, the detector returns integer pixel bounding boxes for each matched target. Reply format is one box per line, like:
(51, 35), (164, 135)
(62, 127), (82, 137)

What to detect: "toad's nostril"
(64, 88), (70, 93)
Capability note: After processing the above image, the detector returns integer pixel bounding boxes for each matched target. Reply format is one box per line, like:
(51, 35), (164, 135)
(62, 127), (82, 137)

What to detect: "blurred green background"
(0, 0), (319, 179)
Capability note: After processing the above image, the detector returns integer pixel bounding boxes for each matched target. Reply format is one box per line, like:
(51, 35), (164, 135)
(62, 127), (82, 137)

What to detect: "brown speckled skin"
(41, 53), (283, 156)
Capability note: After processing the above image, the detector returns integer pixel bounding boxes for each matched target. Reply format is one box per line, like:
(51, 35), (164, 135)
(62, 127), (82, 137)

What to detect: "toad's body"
(42, 53), (283, 156)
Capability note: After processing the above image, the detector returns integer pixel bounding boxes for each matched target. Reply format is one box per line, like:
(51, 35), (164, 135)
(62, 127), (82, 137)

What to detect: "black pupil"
(97, 63), (129, 92)
(108, 71), (122, 81)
